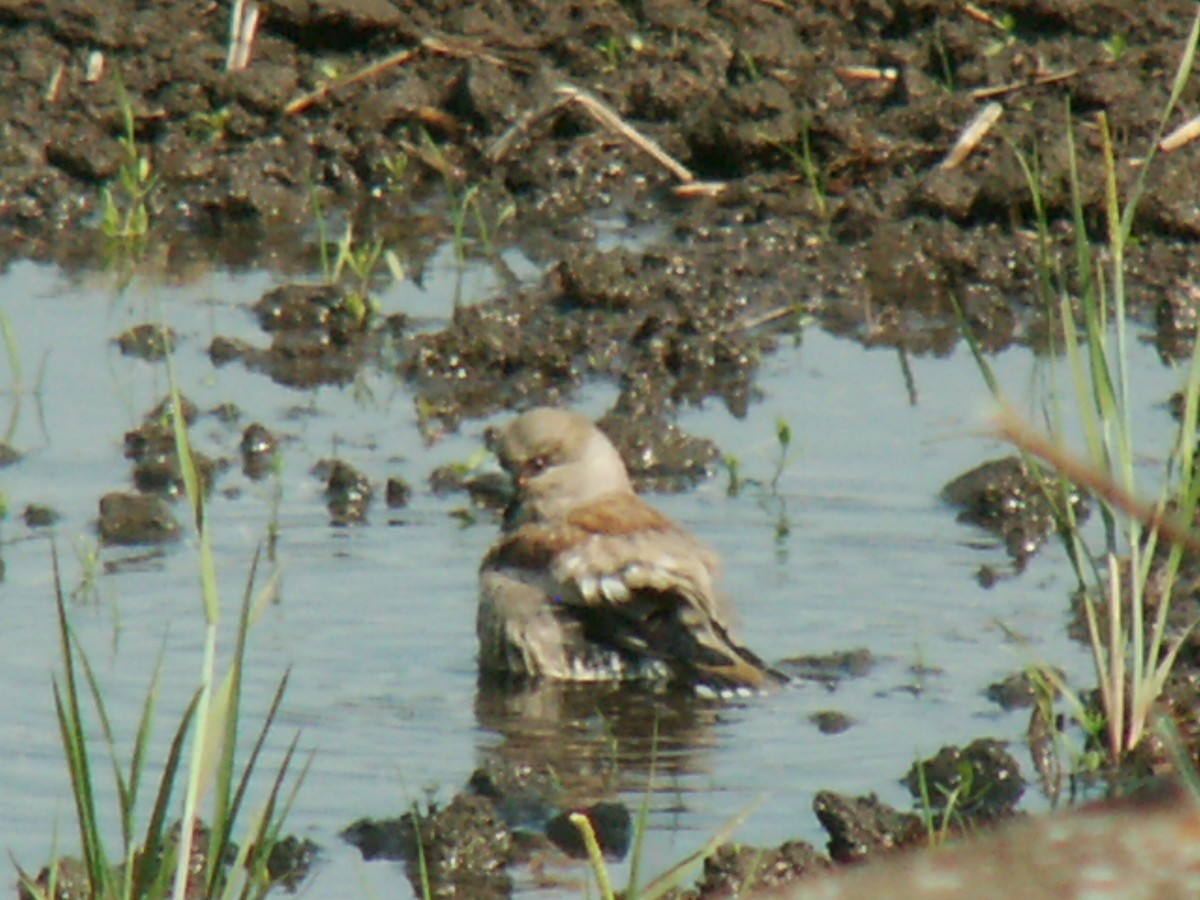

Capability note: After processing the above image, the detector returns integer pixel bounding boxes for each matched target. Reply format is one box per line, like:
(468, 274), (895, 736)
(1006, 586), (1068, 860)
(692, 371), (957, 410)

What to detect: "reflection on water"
(343, 679), (731, 896)
(474, 678), (723, 808)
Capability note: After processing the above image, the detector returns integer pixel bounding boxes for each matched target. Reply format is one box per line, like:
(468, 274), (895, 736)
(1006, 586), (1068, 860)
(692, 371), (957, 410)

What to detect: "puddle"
(0, 258), (1190, 896)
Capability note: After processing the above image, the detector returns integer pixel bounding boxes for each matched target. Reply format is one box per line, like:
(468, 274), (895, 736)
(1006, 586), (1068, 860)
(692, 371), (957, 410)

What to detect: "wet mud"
(7, 0), (1200, 895)
(5, 0), (1200, 414)
(17, 819), (315, 900)
(941, 454), (1089, 570)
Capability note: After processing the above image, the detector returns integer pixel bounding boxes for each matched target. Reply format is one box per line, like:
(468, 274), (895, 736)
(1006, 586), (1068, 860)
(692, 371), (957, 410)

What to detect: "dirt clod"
(319, 458), (373, 525)
(813, 791), (925, 864)
(97, 491), (180, 545)
(901, 738), (1026, 826)
(942, 455), (1089, 564)
(115, 324), (176, 360)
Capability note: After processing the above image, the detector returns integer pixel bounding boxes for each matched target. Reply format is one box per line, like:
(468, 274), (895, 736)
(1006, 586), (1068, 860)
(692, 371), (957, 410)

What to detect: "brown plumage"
(477, 407), (785, 693)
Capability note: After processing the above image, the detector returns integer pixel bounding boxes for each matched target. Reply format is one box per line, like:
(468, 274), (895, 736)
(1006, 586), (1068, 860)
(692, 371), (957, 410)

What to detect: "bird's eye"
(524, 455), (549, 476)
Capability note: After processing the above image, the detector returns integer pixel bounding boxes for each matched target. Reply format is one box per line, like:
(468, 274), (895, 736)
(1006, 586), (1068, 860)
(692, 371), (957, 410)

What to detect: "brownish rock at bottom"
(755, 784), (1200, 899)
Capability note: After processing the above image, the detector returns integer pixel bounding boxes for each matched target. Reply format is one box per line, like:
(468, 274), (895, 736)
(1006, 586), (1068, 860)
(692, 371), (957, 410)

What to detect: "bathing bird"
(477, 407), (785, 693)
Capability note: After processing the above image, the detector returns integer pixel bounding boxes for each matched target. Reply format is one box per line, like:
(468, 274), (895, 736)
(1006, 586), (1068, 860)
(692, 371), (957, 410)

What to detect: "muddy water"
(0, 259), (1188, 896)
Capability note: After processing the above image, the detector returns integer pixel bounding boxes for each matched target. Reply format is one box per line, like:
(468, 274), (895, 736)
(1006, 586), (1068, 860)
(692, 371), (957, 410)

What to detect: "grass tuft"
(964, 7), (1200, 766)
(26, 325), (305, 899)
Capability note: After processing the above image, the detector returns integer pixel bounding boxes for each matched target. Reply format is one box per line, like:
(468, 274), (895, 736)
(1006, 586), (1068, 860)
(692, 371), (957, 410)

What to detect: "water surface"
(0, 258), (1187, 896)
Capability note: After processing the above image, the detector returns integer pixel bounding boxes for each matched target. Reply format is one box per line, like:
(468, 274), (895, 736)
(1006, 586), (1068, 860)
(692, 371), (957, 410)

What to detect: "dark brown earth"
(7, 0), (1199, 434)
(941, 454), (1089, 571)
(7, 0), (1200, 896)
(5, 0), (1200, 421)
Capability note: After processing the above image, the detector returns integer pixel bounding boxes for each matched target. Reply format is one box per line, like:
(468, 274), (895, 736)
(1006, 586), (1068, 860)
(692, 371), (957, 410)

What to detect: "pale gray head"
(487, 407), (633, 521)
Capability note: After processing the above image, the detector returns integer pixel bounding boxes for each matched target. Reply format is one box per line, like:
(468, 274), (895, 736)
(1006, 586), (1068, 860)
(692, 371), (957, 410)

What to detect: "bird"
(477, 406), (786, 693)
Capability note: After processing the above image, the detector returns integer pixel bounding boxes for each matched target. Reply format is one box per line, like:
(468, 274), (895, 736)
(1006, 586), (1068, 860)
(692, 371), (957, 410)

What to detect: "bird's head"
(486, 407), (633, 522)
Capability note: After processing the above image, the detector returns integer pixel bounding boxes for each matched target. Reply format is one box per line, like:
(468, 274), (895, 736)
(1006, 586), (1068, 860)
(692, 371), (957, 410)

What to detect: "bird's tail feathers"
(688, 628), (789, 694)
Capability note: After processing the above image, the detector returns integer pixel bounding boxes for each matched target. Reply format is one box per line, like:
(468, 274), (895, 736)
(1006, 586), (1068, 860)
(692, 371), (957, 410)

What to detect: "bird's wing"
(485, 492), (781, 690)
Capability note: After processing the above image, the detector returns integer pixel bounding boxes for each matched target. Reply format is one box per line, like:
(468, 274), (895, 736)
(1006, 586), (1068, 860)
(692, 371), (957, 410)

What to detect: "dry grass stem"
(490, 85), (717, 193)
(671, 181), (727, 199)
(727, 305), (799, 333)
(84, 50), (105, 84)
(941, 102), (1004, 169)
(226, 0), (261, 73)
(1161, 112), (1200, 151)
(285, 35), (521, 116)
(421, 35), (518, 69)
(44, 62), (65, 103)
(485, 95), (574, 163)
(285, 46), (421, 115)
(971, 69), (1079, 101)
(993, 406), (1200, 555)
(554, 83), (698, 184)
(961, 2), (1009, 31)
(835, 65), (899, 83)
(393, 138), (467, 183)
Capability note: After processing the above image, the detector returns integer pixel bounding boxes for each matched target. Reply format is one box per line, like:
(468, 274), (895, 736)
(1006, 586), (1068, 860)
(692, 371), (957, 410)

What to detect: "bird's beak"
(485, 426), (528, 490)
(483, 425), (503, 456)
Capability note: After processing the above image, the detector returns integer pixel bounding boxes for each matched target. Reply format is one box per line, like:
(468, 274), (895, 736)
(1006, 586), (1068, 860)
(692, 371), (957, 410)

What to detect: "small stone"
(386, 476), (411, 508)
(0, 443), (23, 467)
(240, 423), (279, 480)
(115, 323), (175, 360)
(23, 504), (60, 528)
(97, 492), (181, 545)
(809, 710), (854, 734)
(545, 802), (631, 859)
(321, 459), (372, 524)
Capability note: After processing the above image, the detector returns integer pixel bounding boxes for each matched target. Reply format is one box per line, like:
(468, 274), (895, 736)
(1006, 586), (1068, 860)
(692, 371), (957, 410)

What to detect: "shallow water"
(0, 257), (1189, 896)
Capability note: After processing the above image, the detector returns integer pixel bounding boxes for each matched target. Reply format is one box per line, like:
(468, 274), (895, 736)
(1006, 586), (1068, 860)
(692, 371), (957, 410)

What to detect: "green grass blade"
(124, 644), (168, 855)
(244, 746), (314, 900)
(625, 718), (659, 896)
(133, 687), (202, 892)
(51, 543), (109, 894)
(227, 732), (308, 900)
(73, 633), (150, 872)
(635, 796), (765, 900)
(229, 670), (292, 832)
(570, 814), (615, 900)
(207, 546), (263, 892)
(209, 667), (292, 895)
(0, 307), (22, 393)
(51, 682), (109, 893)
(164, 339), (219, 626)
(1118, 5), (1200, 242)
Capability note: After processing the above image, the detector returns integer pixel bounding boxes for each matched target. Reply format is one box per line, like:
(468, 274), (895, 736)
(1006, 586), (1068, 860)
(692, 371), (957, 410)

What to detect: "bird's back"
(479, 492), (785, 692)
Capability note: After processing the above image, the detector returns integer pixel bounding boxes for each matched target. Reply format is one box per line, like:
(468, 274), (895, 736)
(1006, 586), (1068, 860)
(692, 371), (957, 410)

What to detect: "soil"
(7, 0), (1200, 896)
(5, 1), (1200, 398)
(941, 454), (1089, 569)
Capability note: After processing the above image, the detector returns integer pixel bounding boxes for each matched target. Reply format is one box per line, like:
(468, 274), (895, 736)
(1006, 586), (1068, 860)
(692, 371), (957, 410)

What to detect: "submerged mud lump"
(316, 458), (372, 525)
(23, 503), (61, 528)
(252, 283), (370, 337)
(97, 491), (180, 545)
(813, 791), (924, 864)
(115, 323), (176, 361)
(901, 738), (1026, 826)
(942, 455), (1089, 565)
(343, 793), (514, 900)
(239, 422), (279, 480)
(683, 838), (831, 897)
(124, 417), (219, 497)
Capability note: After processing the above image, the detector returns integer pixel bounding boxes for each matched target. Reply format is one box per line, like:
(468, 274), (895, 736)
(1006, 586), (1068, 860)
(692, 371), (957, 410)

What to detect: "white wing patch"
(569, 569), (634, 604)
(597, 574), (631, 603)
(553, 530), (716, 612)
